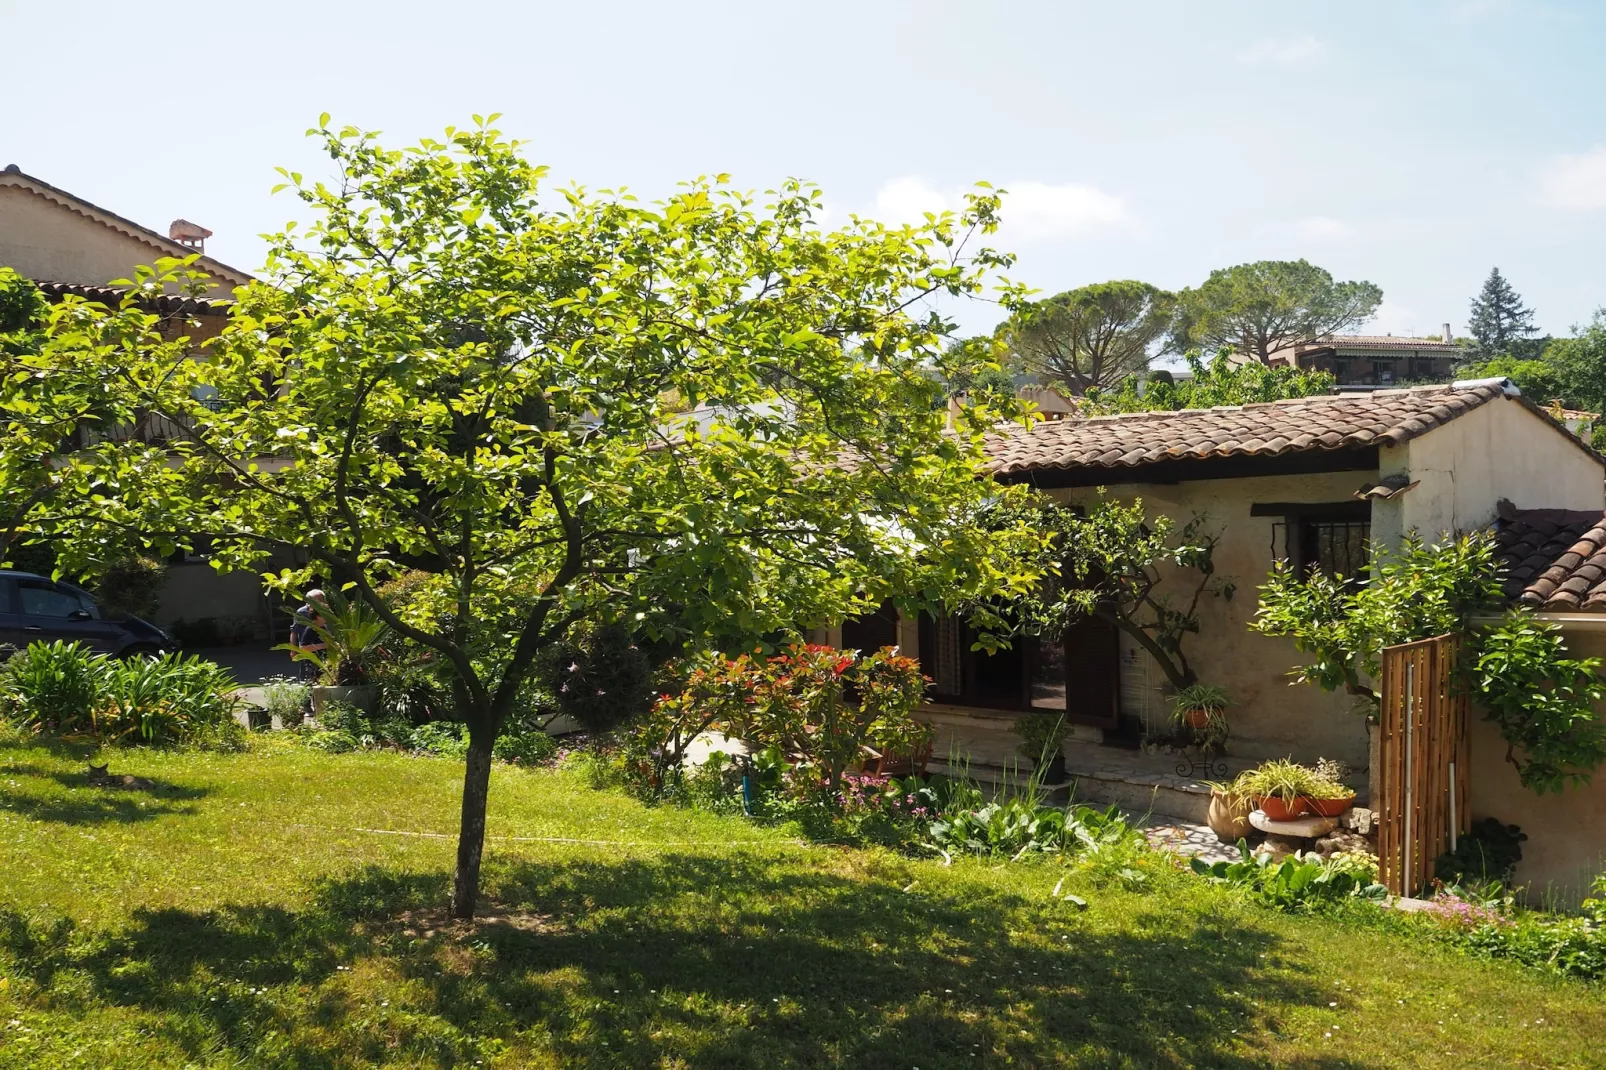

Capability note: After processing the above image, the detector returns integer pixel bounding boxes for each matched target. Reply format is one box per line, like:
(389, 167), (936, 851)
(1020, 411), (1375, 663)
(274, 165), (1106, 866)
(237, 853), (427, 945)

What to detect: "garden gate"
(1375, 633), (1470, 897)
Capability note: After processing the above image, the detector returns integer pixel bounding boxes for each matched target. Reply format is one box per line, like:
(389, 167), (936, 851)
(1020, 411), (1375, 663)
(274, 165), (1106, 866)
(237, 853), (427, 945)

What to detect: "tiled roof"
(35, 280), (231, 318)
(0, 165), (254, 287)
(983, 382), (1512, 476)
(1495, 509), (1606, 612)
(1297, 335), (1460, 353)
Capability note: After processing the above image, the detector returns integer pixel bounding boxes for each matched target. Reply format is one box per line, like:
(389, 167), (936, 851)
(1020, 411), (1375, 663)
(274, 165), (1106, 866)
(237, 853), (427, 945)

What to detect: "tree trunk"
(450, 730), (495, 920)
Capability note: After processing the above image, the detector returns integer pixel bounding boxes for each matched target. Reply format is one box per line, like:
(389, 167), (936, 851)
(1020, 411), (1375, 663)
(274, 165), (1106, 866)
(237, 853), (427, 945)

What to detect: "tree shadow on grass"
(0, 761), (208, 825)
(7, 854), (1383, 1069)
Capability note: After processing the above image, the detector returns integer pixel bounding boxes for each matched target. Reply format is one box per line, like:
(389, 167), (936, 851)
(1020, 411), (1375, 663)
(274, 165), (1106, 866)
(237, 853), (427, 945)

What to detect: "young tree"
(46, 117), (1045, 919)
(1001, 280), (1175, 396)
(966, 492), (1231, 691)
(1172, 259), (1383, 364)
(1467, 267), (1538, 358)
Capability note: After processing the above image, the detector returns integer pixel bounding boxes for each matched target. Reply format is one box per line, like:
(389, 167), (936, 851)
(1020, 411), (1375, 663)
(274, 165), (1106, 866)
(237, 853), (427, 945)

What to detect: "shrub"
(95, 653), (240, 745)
(169, 617), (222, 648)
(545, 621), (656, 732)
(95, 555), (169, 620)
(493, 730), (559, 765)
(1435, 818), (1527, 885)
(0, 640), (104, 733)
(408, 721), (470, 759)
(261, 676), (311, 728)
(0, 642), (240, 747)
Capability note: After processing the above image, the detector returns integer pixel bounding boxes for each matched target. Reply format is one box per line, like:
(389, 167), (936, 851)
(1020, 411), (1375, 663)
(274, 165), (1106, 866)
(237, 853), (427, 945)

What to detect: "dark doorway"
(841, 600), (899, 655)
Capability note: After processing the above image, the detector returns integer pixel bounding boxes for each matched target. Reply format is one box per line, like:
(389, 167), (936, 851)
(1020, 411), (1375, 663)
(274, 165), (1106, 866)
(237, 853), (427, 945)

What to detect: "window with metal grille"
(1301, 518), (1370, 579)
(1256, 501), (1372, 582)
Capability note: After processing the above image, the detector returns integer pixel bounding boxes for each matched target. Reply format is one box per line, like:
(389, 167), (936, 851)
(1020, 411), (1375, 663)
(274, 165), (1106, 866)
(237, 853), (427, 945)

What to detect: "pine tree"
(1468, 267), (1537, 357)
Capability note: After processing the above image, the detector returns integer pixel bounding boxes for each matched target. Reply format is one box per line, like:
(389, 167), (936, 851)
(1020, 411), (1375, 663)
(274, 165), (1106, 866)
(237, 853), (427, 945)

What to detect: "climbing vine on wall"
(1253, 530), (1606, 794)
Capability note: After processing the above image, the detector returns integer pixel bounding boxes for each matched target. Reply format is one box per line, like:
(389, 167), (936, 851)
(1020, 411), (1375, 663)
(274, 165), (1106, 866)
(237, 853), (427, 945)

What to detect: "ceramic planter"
(1257, 794), (1308, 821)
(1207, 789), (1255, 842)
(1304, 795), (1356, 818)
(1183, 707), (1212, 729)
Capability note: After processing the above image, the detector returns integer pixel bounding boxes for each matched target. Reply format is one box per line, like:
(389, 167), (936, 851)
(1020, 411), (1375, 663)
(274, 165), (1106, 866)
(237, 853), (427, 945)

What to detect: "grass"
(0, 735), (1602, 1068)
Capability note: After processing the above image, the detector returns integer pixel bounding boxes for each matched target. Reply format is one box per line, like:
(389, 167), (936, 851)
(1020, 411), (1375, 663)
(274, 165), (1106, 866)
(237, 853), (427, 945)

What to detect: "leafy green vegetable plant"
(1190, 842), (1387, 910)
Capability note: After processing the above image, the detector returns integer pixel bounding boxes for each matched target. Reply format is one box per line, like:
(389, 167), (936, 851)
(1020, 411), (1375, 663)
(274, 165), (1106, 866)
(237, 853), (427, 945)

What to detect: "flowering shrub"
(632, 644), (931, 802)
(1415, 874), (1606, 981)
(1423, 890), (1512, 932)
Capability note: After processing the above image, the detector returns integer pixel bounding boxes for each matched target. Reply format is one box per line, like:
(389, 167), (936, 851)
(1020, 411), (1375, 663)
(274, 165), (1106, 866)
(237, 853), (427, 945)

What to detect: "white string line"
(284, 822), (808, 848)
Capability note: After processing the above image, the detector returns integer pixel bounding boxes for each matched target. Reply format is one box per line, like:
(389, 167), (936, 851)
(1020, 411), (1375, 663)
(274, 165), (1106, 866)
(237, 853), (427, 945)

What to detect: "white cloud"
(1293, 215), (1351, 240)
(872, 176), (952, 224)
(1237, 34), (1327, 69)
(870, 177), (1136, 239)
(1539, 146), (1606, 212)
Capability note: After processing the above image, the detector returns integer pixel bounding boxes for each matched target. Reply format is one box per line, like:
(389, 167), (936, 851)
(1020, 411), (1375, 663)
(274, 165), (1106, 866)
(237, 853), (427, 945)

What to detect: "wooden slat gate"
(1376, 633), (1470, 897)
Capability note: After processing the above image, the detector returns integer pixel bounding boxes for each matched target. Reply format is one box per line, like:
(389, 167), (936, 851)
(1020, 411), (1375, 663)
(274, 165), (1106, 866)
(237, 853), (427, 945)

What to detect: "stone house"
(827, 379), (1606, 900)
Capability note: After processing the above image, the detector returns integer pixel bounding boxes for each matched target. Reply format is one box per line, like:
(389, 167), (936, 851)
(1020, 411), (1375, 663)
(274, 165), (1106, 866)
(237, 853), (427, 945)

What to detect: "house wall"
(0, 184), (241, 297)
(153, 564), (272, 641)
(1468, 627), (1606, 908)
(1055, 471), (1378, 769)
(1391, 395), (1606, 539)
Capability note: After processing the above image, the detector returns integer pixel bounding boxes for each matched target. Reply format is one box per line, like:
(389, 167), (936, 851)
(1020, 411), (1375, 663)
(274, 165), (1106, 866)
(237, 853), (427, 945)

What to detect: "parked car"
(0, 570), (175, 660)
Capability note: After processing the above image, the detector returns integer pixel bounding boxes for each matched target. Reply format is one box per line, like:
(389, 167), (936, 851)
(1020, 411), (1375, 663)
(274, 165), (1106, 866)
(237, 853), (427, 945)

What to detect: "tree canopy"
(1467, 267), (1539, 359)
(1171, 259), (1383, 364)
(0, 268), (169, 570)
(1000, 280), (1175, 396)
(1080, 350), (1334, 414)
(36, 117), (1047, 918)
(1461, 309), (1606, 415)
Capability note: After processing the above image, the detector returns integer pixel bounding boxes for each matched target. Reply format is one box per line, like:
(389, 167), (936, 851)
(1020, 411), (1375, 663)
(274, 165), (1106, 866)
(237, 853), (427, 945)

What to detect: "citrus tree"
(46, 117), (1044, 918)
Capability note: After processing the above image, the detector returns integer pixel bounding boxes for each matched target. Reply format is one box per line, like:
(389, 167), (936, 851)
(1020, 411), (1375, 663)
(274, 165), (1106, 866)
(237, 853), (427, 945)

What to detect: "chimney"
(1442, 323), (1453, 344)
(168, 218), (213, 252)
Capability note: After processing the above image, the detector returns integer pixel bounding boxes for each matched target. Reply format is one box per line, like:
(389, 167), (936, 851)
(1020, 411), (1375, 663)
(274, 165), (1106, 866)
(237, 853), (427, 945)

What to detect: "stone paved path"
(1132, 813), (1245, 865)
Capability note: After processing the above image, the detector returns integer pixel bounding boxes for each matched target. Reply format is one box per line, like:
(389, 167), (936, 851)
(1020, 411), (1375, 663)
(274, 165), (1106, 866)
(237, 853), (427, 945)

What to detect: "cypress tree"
(1468, 267), (1537, 357)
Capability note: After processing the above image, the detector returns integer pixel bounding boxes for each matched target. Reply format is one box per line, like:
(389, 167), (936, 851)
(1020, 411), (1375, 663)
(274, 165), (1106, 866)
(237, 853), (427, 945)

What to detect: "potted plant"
(1015, 713), (1070, 784)
(1303, 757), (1357, 817)
(1173, 683), (1230, 730)
(1172, 683), (1230, 754)
(1239, 758), (1314, 821)
(276, 591), (392, 716)
(1204, 775), (1255, 842)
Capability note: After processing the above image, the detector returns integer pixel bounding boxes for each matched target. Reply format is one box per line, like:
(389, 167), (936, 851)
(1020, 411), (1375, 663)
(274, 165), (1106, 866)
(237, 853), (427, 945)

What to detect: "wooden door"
(1376, 633), (1469, 897)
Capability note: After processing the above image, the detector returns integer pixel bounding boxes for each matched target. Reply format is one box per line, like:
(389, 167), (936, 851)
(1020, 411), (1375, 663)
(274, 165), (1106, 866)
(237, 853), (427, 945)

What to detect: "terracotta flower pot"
(1304, 795), (1355, 818)
(1207, 789), (1255, 842)
(1184, 707), (1212, 729)
(1257, 795), (1307, 821)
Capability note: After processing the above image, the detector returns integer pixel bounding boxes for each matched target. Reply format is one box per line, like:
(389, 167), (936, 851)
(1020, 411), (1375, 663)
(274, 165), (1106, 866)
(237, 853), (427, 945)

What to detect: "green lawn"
(0, 737), (1601, 1068)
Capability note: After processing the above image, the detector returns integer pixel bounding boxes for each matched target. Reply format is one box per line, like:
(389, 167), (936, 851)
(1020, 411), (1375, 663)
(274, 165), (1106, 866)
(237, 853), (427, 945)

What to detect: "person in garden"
(288, 589), (328, 682)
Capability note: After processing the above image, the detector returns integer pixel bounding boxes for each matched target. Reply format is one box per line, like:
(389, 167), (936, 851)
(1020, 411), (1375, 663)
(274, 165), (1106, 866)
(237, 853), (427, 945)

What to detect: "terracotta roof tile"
(34, 280), (231, 318)
(983, 383), (1513, 476)
(1495, 510), (1606, 612)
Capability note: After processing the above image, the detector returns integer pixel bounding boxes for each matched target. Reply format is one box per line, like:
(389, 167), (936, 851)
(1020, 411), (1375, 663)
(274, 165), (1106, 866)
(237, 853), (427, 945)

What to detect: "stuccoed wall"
(0, 184), (243, 297)
(1469, 626), (1606, 908)
(1399, 394), (1605, 536)
(1059, 470), (1377, 770)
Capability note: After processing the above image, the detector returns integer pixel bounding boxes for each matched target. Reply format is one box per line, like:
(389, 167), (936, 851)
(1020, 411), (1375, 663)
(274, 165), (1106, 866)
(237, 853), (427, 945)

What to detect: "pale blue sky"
(4, 0), (1603, 338)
